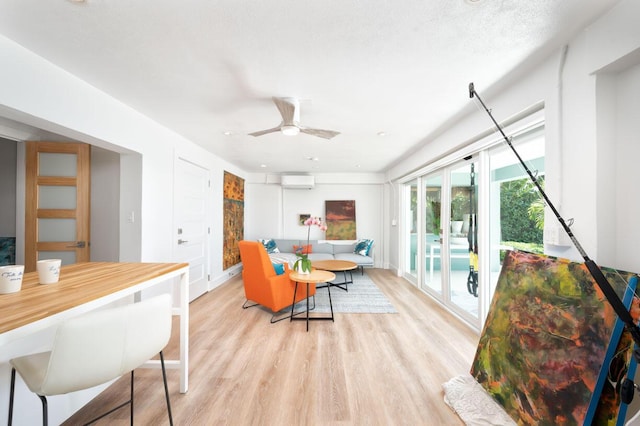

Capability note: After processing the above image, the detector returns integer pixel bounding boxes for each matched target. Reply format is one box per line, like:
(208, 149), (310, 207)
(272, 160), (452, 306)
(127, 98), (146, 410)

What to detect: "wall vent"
(280, 175), (315, 189)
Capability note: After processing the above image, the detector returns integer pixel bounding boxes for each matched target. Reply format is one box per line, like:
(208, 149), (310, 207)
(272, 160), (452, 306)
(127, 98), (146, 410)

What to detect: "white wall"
(0, 138), (16, 237)
(610, 62), (640, 272)
(245, 173), (385, 267)
(386, 0), (640, 276)
(90, 146), (120, 261)
(0, 34), (246, 425)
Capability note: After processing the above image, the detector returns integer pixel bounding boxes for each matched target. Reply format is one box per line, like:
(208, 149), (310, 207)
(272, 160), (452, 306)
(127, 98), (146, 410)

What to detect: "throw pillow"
(272, 263), (285, 275)
(293, 244), (312, 254)
(258, 239), (280, 254)
(353, 239), (373, 256)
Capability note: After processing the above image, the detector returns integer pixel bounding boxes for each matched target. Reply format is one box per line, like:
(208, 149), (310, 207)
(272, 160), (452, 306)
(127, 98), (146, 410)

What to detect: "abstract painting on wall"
(325, 200), (356, 240)
(223, 171), (244, 269)
(471, 250), (639, 425)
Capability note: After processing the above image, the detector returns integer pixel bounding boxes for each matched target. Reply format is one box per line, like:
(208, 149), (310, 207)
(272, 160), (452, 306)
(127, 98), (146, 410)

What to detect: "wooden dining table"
(0, 261), (191, 393)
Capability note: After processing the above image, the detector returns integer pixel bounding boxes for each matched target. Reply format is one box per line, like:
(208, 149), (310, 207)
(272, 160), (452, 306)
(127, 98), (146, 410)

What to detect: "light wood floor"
(63, 269), (479, 425)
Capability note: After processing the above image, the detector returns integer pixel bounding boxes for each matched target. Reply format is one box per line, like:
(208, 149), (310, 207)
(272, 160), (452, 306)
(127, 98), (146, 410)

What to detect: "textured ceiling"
(0, 0), (620, 173)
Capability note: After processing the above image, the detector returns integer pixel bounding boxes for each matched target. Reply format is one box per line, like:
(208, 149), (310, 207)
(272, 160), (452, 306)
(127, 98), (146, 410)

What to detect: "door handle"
(178, 239), (189, 245)
(66, 241), (86, 248)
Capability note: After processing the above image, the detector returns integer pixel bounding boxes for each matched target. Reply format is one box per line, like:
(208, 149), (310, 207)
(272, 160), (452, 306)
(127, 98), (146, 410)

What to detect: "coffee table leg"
(306, 282), (310, 332)
(327, 283), (334, 321)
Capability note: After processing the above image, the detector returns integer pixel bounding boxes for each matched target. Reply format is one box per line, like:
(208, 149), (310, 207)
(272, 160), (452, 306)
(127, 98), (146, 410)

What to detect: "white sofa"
(259, 238), (374, 272)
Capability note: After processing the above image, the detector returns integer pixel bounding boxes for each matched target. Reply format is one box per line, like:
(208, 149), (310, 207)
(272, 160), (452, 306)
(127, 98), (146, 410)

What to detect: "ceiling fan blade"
(248, 126), (281, 137)
(299, 127), (340, 140)
(273, 97), (298, 126)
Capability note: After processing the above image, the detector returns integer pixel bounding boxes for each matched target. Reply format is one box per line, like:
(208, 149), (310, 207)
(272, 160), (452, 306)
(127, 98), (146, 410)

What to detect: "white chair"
(8, 294), (174, 426)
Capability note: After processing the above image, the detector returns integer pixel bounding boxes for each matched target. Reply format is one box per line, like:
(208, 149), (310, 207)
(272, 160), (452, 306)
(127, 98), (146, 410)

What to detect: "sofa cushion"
(272, 239), (301, 253)
(332, 243), (357, 254)
(258, 239), (280, 254)
(269, 253), (297, 267)
(293, 244), (312, 254)
(308, 253), (334, 261)
(310, 242), (334, 254)
(335, 252), (373, 266)
(272, 263), (285, 275)
(354, 239), (374, 256)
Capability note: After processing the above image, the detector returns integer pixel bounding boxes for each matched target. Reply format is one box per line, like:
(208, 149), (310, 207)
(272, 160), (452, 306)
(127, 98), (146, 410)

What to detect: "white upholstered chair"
(8, 294), (174, 426)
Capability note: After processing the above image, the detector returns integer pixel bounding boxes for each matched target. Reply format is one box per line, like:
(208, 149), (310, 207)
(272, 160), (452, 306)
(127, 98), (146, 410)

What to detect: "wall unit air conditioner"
(281, 175), (315, 189)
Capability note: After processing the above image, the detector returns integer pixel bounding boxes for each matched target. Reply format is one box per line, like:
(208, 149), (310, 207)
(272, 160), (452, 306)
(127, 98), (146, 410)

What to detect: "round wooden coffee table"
(312, 259), (357, 292)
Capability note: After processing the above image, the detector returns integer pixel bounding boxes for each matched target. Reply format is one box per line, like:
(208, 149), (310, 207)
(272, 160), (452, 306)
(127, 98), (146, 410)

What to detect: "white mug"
(36, 259), (62, 284)
(0, 264), (25, 294)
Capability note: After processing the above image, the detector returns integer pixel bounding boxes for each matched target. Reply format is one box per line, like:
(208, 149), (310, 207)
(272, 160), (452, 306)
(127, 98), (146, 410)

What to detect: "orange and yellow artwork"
(223, 171), (244, 269)
(325, 200), (356, 240)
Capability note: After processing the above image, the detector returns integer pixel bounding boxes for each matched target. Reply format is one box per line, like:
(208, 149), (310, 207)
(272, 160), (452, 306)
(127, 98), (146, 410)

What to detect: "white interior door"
(174, 157), (210, 301)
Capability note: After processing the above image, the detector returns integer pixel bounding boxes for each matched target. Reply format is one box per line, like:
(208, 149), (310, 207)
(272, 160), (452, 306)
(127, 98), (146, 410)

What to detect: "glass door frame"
(401, 179), (419, 286)
(444, 157), (481, 324)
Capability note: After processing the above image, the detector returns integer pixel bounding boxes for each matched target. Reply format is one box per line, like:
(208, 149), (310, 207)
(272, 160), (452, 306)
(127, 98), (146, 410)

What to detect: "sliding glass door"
(401, 122), (545, 330)
(487, 129), (545, 305)
(404, 179), (418, 283)
(448, 160), (479, 319)
(423, 173), (442, 294)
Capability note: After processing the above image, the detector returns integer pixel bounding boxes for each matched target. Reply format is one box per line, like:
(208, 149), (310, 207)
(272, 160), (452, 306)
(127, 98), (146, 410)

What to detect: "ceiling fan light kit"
(281, 125), (300, 136)
(249, 97), (340, 140)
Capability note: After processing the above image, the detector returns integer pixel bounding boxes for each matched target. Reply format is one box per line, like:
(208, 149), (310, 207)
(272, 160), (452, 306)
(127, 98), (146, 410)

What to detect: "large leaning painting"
(223, 171), (244, 269)
(325, 200), (356, 240)
(471, 250), (639, 425)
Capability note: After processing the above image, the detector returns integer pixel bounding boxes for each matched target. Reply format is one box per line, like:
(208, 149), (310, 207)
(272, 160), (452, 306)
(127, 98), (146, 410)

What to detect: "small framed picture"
(299, 214), (310, 225)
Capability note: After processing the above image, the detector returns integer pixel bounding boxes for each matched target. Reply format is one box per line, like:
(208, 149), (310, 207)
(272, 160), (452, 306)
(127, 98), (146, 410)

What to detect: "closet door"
(25, 142), (90, 272)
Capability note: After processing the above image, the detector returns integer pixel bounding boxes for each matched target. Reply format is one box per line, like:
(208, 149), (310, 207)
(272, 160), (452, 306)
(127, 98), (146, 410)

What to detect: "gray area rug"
(291, 271), (397, 314)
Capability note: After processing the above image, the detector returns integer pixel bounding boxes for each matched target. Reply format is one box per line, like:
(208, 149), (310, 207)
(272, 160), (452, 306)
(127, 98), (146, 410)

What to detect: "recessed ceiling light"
(305, 156), (319, 161)
(377, 131), (386, 137)
(464, 0), (482, 4)
(223, 131), (233, 136)
(260, 164), (267, 168)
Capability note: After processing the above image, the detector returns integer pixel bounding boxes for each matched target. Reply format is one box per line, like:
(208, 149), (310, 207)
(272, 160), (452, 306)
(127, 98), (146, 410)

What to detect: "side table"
(289, 269), (336, 331)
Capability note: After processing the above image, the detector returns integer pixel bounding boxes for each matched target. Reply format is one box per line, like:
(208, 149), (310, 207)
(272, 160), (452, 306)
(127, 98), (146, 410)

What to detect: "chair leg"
(82, 374), (133, 425)
(8, 369), (49, 426)
(270, 311), (292, 323)
(130, 370), (134, 425)
(160, 351), (174, 426)
(38, 395), (48, 426)
(8, 368), (16, 425)
(242, 299), (258, 309)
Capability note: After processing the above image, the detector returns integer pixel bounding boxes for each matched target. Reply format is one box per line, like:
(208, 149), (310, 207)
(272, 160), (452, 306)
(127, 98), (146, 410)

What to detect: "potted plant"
(293, 216), (327, 274)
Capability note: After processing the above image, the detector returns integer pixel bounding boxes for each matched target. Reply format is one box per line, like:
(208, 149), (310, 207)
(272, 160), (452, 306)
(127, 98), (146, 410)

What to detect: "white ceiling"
(0, 0), (620, 174)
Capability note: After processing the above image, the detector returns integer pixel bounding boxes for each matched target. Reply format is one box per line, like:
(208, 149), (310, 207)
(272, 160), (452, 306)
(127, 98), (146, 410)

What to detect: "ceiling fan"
(248, 97), (340, 140)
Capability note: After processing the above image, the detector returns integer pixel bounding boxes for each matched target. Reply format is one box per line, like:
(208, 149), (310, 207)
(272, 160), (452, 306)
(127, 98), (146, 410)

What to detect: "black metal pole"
(468, 82), (640, 346)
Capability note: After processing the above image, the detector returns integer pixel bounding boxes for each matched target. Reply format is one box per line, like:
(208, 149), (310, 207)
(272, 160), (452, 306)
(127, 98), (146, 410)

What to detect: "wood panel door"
(25, 142), (91, 272)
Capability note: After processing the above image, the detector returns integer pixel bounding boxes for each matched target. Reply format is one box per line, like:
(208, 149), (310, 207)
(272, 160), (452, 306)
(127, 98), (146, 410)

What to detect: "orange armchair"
(238, 241), (316, 323)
